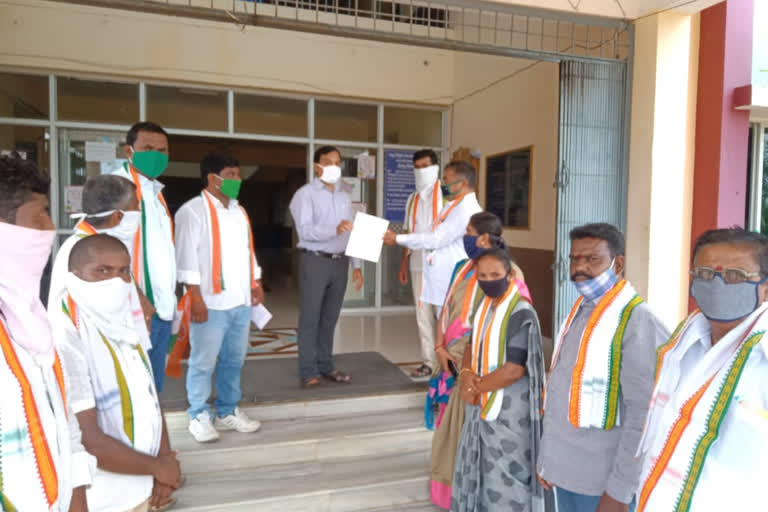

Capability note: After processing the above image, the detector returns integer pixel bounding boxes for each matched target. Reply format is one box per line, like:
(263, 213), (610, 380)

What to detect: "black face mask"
(478, 275), (510, 298)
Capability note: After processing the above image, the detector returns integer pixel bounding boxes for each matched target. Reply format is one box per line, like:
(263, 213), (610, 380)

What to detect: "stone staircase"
(167, 391), (443, 511)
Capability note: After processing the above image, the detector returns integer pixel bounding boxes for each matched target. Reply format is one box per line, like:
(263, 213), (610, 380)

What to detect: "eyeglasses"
(689, 266), (763, 285)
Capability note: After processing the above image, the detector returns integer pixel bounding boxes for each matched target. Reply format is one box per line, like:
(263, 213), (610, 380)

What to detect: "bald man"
(50, 235), (181, 512)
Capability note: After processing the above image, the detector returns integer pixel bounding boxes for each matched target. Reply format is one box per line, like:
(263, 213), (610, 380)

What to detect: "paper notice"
(344, 212), (389, 263)
(85, 141), (116, 162)
(64, 186), (84, 214)
(357, 154), (376, 179)
(251, 304), (273, 330)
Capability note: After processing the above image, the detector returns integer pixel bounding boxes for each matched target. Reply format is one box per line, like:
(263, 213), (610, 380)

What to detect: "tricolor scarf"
(126, 163), (174, 307)
(61, 295), (160, 452)
(425, 259), (482, 430)
(0, 317), (67, 511)
(441, 259), (481, 345)
(200, 190), (259, 293)
(404, 181), (442, 234)
(636, 305), (768, 512)
(550, 279), (643, 430)
(471, 283), (521, 422)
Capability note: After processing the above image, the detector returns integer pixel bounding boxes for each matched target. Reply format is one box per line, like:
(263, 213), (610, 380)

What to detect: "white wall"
(450, 52), (559, 251)
(626, 11), (699, 329)
(0, 0), (454, 104)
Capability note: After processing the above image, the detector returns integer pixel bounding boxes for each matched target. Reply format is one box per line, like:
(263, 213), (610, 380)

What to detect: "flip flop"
(321, 370), (351, 384)
(410, 364), (433, 378)
(150, 496), (177, 512)
(301, 376), (322, 388)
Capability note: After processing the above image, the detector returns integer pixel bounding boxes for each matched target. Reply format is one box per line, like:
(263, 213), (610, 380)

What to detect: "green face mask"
(217, 175), (242, 199)
(131, 149), (169, 179)
(441, 179), (463, 199)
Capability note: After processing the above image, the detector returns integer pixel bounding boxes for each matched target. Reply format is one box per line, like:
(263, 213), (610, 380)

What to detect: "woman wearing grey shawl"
(451, 249), (546, 512)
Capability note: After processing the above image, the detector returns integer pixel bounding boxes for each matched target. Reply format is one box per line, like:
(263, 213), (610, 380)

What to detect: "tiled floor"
(261, 285), (553, 368)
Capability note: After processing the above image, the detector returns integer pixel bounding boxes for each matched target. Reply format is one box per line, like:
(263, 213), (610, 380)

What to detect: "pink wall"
(691, 0), (754, 246)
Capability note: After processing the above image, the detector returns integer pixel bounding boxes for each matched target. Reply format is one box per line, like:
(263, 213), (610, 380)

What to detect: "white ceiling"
(485, 0), (723, 20)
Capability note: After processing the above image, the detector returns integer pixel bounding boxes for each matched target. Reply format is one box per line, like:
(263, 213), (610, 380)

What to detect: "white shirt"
(404, 183), (441, 273)
(175, 192), (261, 311)
(0, 315), (94, 512)
(639, 319), (768, 511)
(112, 167), (177, 321)
(396, 192), (482, 306)
(51, 307), (162, 512)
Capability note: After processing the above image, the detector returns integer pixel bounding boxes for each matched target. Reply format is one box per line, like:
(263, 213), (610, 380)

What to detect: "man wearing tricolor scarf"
(48, 175), (152, 347)
(384, 160), (482, 350)
(175, 151), (262, 443)
(51, 235), (180, 512)
(398, 149), (443, 378)
(0, 153), (94, 511)
(112, 122), (176, 393)
(636, 228), (768, 512)
(538, 223), (668, 512)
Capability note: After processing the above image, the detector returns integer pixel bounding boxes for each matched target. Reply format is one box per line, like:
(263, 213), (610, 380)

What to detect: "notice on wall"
(85, 141), (117, 162)
(341, 177), (363, 202)
(357, 154), (376, 179)
(64, 186), (84, 215)
(384, 150), (416, 223)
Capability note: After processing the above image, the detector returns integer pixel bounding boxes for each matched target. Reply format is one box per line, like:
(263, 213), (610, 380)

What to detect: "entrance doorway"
(162, 135), (307, 329)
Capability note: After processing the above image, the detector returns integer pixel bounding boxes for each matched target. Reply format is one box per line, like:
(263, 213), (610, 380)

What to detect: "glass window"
(235, 94), (307, 137)
(0, 72), (48, 120)
(381, 148), (417, 307)
(57, 77), (139, 124)
(147, 85), (227, 131)
(760, 128), (768, 235)
(337, 146), (377, 308)
(0, 125), (50, 174)
(383, 107), (442, 147)
(56, 128), (127, 230)
(315, 101), (377, 142)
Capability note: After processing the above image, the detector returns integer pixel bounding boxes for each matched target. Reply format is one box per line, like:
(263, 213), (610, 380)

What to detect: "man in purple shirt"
(289, 146), (363, 388)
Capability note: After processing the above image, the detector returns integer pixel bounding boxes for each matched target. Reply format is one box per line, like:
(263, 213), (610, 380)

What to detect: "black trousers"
(297, 251), (349, 379)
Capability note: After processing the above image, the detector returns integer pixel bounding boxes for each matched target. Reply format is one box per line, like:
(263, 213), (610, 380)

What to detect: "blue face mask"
(572, 259), (618, 302)
(478, 275), (510, 298)
(690, 274), (768, 322)
(463, 235), (485, 260)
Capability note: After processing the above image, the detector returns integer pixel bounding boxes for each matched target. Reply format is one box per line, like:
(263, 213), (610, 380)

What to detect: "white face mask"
(66, 272), (139, 345)
(414, 164), (439, 193)
(319, 164), (342, 184)
(101, 211), (140, 251)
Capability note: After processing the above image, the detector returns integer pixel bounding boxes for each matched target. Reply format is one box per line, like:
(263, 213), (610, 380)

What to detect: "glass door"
(57, 128), (126, 231)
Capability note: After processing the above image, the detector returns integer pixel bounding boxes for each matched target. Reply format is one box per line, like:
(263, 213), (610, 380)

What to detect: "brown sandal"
(150, 496), (177, 512)
(301, 376), (322, 388)
(321, 369), (351, 384)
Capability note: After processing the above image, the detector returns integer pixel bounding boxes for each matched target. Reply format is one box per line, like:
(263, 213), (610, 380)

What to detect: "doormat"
(248, 327), (298, 357)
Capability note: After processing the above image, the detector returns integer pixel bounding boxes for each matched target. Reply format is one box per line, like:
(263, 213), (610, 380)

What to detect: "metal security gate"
(553, 60), (630, 332)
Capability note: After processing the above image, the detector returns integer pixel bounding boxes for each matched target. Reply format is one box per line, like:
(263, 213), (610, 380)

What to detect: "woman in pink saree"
(426, 212), (531, 509)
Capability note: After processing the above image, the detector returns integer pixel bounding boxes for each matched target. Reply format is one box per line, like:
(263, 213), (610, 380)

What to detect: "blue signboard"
(384, 150), (416, 223)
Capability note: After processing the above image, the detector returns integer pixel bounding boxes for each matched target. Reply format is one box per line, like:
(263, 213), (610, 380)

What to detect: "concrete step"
(172, 407), (431, 473)
(368, 502), (443, 511)
(173, 451), (430, 512)
(164, 390), (426, 430)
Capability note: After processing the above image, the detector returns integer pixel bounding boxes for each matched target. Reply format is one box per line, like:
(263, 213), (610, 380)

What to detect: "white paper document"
(251, 304), (273, 330)
(85, 141), (116, 162)
(345, 212), (389, 263)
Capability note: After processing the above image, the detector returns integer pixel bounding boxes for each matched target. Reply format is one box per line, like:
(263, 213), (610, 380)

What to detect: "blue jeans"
(555, 488), (636, 512)
(186, 306), (251, 419)
(149, 316), (172, 393)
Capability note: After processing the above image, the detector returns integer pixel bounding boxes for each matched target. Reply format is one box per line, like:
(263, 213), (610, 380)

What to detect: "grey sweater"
(537, 298), (669, 503)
